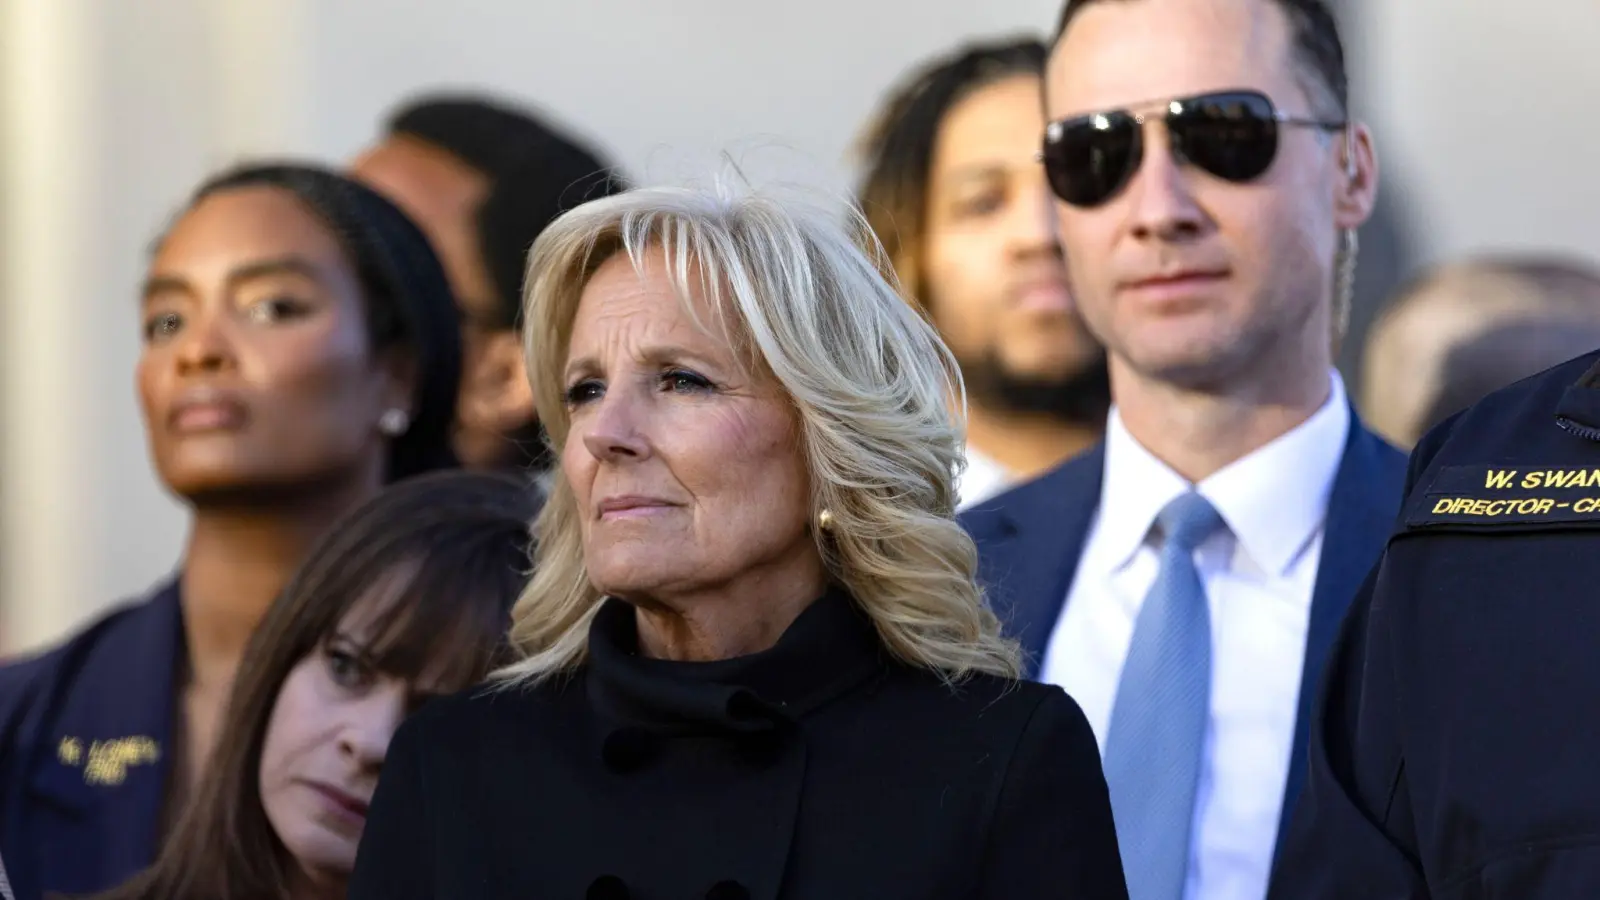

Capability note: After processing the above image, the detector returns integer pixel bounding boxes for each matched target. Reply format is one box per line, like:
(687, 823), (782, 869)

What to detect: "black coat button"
(600, 727), (660, 772)
(587, 874), (630, 899)
(706, 880), (750, 900)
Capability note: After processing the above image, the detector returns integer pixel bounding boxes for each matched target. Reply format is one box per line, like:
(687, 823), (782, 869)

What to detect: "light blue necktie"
(1103, 491), (1224, 900)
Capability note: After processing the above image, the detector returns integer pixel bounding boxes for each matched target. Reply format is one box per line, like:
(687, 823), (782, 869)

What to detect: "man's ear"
(1334, 123), (1379, 230)
(460, 330), (536, 436)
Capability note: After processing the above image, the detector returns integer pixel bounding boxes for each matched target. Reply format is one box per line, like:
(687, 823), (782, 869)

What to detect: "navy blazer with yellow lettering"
(959, 408), (1406, 859)
(0, 578), (182, 900)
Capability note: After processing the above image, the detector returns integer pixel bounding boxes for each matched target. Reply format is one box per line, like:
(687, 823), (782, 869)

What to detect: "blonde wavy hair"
(493, 177), (1023, 687)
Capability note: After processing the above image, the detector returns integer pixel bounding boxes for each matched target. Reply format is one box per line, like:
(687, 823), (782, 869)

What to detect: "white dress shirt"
(957, 445), (1015, 510)
(1039, 372), (1350, 900)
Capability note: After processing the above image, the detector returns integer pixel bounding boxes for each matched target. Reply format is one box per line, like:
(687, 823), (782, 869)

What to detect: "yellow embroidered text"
(56, 735), (162, 786)
(1428, 496), (1600, 517)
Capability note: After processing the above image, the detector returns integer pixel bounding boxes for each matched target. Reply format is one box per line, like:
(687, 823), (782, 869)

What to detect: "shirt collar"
(1097, 371), (1352, 577)
(957, 445), (1015, 510)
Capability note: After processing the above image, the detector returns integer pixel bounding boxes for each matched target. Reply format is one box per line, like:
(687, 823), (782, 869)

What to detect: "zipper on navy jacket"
(1557, 415), (1600, 442)
(1555, 356), (1600, 442)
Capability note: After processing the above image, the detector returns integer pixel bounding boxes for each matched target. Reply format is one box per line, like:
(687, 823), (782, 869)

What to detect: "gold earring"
(816, 509), (835, 532)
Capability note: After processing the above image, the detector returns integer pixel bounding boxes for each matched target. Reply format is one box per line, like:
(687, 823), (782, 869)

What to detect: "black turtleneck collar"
(584, 586), (885, 767)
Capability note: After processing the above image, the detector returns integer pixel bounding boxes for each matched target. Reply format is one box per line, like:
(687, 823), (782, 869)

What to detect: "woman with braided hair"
(0, 163), (463, 900)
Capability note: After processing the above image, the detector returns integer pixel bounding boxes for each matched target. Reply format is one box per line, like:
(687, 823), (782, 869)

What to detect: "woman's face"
(138, 185), (412, 502)
(257, 585), (446, 883)
(561, 248), (819, 605)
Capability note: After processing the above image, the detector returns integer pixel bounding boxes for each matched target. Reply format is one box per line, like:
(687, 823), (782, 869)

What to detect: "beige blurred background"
(3, 0), (1598, 655)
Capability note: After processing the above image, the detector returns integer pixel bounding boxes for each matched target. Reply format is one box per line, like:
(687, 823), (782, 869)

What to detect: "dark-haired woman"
(83, 470), (534, 900)
(0, 163), (464, 900)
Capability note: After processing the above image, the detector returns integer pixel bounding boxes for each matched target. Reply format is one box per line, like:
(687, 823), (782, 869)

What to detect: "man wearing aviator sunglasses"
(1040, 89), (1347, 210)
(962, 1), (1404, 899)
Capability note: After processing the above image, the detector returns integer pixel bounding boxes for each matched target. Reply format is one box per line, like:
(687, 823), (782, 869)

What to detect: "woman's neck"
(286, 862), (345, 900)
(1110, 355), (1331, 483)
(180, 488), (373, 687)
(633, 549), (827, 662)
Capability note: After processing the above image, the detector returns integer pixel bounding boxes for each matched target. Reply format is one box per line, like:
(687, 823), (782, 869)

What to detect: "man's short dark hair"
(1052, 0), (1348, 116)
(381, 94), (628, 473)
(388, 95), (567, 181)
(384, 93), (628, 330)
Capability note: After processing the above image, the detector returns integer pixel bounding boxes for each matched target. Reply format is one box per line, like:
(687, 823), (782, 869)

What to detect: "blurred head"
(857, 38), (1108, 424)
(1419, 317), (1600, 440)
(98, 471), (536, 900)
(351, 94), (628, 471)
(138, 164), (461, 507)
(495, 180), (1022, 686)
(1042, 0), (1377, 392)
(1362, 255), (1600, 446)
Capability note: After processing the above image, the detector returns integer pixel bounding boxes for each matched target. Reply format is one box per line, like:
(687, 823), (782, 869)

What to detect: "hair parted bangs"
(94, 471), (536, 900)
(498, 176), (1024, 688)
(341, 520), (528, 690)
(253, 472), (535, 693)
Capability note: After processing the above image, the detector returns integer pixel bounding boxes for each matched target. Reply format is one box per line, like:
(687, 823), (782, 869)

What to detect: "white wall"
(304, 0), (1070, 190)
(1, 0), (244, 655)
(4, 0), (1599, 655)
(1353, 0), (1600, 267)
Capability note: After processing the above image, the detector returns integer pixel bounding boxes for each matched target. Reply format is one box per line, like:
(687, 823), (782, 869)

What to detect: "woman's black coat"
(349, 590), (1129, 899)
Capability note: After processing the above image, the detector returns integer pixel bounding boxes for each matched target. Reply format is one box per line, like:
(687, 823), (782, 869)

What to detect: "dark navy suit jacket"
(960, 410), (1406, 859)
(0, 580), (183, 900)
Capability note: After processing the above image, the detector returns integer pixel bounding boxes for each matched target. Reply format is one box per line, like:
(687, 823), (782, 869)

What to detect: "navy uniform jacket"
(0, 580), (183, 900)
(1270, 348), (1600, 898)
(961, 408), (1407, 861)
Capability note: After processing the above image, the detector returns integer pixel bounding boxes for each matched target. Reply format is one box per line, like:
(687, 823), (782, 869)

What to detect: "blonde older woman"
(349, 181), (1127, 900)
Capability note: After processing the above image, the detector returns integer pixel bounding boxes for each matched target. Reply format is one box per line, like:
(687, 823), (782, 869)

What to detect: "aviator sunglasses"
(1040, 89), (1347, 208)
